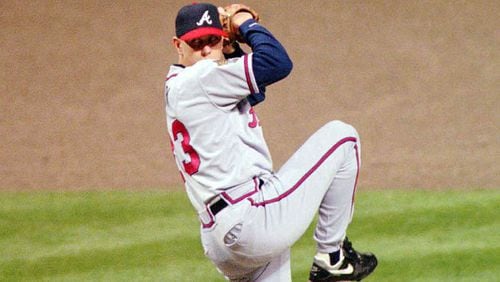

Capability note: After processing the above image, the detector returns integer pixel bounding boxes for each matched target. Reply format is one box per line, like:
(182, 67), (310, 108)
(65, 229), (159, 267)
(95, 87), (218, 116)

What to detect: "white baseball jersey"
(165, 55), (272, 212)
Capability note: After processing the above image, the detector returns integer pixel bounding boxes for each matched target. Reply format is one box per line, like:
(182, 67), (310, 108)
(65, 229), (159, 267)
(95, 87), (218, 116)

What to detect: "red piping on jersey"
(165, 73), (178, 81)
(248, 137), (358, 207)
(243, 55), (256, 94)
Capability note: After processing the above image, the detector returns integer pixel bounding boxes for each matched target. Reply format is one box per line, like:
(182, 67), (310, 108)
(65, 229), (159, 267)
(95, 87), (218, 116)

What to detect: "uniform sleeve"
(222, 42), (267, 107)
(239, 20), (293, 90)
(198, 20), (292, 109)
(198, 56), (260, 109)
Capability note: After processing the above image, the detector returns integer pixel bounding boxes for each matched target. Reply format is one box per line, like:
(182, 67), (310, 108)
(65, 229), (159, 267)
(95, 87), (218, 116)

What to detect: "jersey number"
(248, 107), (259, 128)
(171, 120), (200, 175)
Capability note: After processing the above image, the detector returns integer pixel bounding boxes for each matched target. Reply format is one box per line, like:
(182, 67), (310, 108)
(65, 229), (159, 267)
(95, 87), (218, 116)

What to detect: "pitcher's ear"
(172, 37), (183, 55)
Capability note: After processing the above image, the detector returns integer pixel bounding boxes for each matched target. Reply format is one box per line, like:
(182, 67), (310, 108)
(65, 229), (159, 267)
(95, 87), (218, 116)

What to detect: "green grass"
(0, 189), (498, 281)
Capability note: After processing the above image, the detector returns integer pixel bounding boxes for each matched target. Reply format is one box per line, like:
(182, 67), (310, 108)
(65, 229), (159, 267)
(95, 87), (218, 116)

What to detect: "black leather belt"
(208, 197), (228, 216)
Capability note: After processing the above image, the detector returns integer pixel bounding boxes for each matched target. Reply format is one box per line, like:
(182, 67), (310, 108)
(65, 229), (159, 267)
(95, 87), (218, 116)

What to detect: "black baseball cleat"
(309, 237), (378, 281)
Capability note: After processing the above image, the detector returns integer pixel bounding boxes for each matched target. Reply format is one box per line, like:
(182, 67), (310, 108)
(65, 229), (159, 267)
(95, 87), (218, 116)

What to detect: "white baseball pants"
(200, 120), (361, 281)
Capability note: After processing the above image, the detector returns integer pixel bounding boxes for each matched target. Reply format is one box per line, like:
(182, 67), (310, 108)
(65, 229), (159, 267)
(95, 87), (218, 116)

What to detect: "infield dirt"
(1, 1), (498, 190)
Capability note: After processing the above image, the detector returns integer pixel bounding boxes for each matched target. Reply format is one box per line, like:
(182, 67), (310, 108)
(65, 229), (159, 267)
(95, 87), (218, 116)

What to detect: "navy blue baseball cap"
(175, 3), (227, 41)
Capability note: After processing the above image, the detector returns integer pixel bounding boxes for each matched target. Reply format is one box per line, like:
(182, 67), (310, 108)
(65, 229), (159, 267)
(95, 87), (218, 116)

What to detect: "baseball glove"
(219, 4), (259, 43)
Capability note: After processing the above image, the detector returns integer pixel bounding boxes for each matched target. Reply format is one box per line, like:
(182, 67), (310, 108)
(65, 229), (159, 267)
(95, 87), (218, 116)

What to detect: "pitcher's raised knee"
(322, 120), (359, 140)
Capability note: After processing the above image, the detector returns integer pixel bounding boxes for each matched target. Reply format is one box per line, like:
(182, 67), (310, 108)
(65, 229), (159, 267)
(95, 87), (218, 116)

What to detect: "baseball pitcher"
(164, 3), (377, 281)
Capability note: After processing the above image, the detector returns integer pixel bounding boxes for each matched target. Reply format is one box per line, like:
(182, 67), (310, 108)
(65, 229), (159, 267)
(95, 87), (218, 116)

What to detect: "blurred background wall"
(1, 0), (498, 190)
